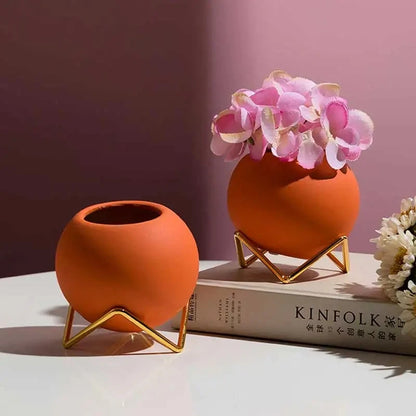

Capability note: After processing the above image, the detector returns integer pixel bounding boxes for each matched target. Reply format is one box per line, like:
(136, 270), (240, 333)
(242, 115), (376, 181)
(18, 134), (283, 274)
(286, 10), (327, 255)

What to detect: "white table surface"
(1, 261), (416, 416)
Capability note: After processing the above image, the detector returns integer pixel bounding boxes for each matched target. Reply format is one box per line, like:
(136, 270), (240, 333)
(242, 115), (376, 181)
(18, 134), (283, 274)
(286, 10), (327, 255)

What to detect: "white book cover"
(172, 252), (416, 355)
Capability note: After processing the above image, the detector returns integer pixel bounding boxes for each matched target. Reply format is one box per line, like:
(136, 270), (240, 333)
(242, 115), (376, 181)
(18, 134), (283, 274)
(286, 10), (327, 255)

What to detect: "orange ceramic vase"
(55, 201), (199, 332)
(227, 153), (360, 259)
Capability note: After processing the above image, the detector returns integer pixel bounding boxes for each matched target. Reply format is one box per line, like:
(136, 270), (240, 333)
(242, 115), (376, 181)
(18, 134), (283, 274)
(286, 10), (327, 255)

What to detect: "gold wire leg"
(63, 301), (190, 353)
(234, 231), (350, 283)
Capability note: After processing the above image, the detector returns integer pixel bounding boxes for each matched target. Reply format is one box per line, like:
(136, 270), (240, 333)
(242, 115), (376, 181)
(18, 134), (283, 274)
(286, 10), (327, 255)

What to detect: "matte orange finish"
(55, 201), (199, 332)
(227, 153), (360, 259)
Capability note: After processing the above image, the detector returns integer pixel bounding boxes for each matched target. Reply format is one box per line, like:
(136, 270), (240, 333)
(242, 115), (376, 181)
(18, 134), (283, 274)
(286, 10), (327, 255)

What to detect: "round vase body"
(227, 153), (360, 259)
(55, 201), (199, 332)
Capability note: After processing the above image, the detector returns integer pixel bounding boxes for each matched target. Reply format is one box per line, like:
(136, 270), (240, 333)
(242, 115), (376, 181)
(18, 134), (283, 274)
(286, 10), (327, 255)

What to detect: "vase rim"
(76, 200), (165, 227)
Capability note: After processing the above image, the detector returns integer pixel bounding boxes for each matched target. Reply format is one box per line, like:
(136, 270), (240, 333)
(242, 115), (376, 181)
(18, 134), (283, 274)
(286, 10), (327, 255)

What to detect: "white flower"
(374, 230), (416, 301)
(371, 216), (402, 251)
(372, 196), (416, 337)
(398, 197), (416, 230)
(397, 281), (416, 336)
(401, 197), (416, 213)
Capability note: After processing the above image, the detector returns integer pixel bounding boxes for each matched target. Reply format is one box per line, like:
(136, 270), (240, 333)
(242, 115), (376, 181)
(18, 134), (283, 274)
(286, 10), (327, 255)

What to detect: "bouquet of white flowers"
(372, 197), (416, 337)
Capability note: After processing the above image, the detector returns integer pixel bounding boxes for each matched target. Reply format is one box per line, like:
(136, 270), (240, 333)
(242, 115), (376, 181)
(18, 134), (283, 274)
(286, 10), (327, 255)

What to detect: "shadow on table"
(315, 345), (416, 379)
(180, 329), (416, 379)
(0, 304), (182, 357)
(0, 325), (158, 356)
(0, 304), (180, 356)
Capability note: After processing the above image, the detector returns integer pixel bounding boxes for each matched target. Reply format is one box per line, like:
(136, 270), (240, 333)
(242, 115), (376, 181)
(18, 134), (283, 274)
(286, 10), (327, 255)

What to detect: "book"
(172, 252), (416, 355)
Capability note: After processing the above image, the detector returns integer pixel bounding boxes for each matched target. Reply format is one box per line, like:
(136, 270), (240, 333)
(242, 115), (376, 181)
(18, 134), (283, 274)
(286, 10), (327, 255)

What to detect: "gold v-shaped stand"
(63, 302), (189, 353)
(234, 231), (350, 283)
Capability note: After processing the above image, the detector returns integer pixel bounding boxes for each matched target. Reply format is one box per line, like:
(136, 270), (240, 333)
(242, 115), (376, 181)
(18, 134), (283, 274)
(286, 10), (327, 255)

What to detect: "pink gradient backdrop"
(1, 1), (416, 276)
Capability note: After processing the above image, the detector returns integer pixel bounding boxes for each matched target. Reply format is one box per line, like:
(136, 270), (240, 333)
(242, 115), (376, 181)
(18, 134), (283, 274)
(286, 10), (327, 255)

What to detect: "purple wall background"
(1, 1), (415, 277)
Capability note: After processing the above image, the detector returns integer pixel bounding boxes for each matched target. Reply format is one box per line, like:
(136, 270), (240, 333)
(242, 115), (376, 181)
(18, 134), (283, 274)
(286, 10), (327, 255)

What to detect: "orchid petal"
(311, 83), (341, 112)
(261, 107), (279, 144)
(267, 69), (292, 81)
(342, 145), (361, 162)
(300, 105), (319, 122)
(322, 99), (348, 134)
(238, 108), (253, 131)
(347, 109), (374, 150)
(288, 77), (316, 104)
(262, 70), (292, 94)
(254, 106), (280, 132)
(234, 88), (255, 97)
(276, 125), (291, 135)
(249, 131), (268, 160)
(272, 150), (298, 162)
(211, 109), (231, 133)
(231, 91), (257, 114)
(311, 127), (328, 148)
(299, 120), (320, 133)
(218, 130), (252, 143)
(253, 110), (262, 131)
(335, 127), (359, 148)
(224, 142), (246, 162)
(215, 111), (252, 143)
(273, 131), (301, 157)
(210, 133), (246, 161)
(210, 133), (229, 156)
(326, 140), (346, 169)
(251, 87), (279, 106)
(297, 140), (324, 169)
(281, 110), (300, 127)
(278, 92), (306, 110)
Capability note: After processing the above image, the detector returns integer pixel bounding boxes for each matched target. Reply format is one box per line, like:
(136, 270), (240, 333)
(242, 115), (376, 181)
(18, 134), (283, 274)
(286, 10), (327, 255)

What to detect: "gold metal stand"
(63, 302), (190, 353)
(234, 231), (350, 284)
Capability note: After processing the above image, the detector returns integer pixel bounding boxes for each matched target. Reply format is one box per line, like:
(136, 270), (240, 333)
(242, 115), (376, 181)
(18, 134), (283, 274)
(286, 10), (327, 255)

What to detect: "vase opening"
(84, 204), (161, 225)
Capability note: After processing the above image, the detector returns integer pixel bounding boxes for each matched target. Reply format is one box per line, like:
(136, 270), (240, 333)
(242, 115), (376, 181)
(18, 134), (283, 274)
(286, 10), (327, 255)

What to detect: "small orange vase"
(227, 153), (360, 259)
(55, 201), (199, 332)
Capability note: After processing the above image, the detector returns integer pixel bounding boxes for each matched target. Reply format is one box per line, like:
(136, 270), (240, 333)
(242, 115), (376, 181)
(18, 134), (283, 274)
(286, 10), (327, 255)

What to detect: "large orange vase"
(55, 201), (199, 332)
(227, 153), (360, 259)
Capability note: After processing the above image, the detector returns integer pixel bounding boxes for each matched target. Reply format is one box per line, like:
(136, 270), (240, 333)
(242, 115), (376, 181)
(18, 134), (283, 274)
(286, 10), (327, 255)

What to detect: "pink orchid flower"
(210, 136), (247, 162)
(261, 70), (325, 169)
(213, 87), (280, 161)
(263, 70), (316, 105)
(259, 93), (305, 145)
(258, 90), (308, 165)
(297, 131), (325, 169)
(210, 111), (248, 161)
(296, 83), (373, 169)
(299, 83), (341, 127)
(210, 70), (373, 169)
(317, 98), (374, 169)
(231, 86), (279, 132)
(233, 87), (280, 160)
(249, 129), (269, 161)
(270, 130), (301, 162)
(211, 108), (253, 145)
